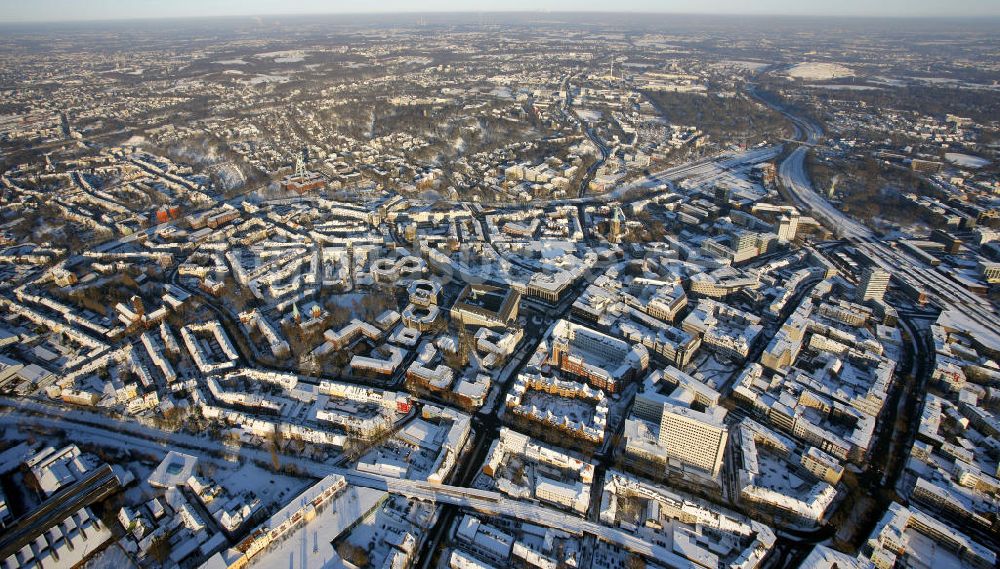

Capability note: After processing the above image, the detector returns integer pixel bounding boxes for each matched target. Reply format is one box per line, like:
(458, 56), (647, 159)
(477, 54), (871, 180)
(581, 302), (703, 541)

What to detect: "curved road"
(751, 89), (871, 240)
(752, 88), (1000, 346)
(579, 125), (611, 198)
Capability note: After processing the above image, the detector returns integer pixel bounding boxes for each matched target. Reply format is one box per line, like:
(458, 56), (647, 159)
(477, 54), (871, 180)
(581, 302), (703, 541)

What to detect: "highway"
(22, 87), (986, 567)
(752, 89), (1000, 349)
(761, 94), (872, 241)
(560, 76), (612, 199)
(578, 124), (612, 198)
(744, 88), (1000, 548)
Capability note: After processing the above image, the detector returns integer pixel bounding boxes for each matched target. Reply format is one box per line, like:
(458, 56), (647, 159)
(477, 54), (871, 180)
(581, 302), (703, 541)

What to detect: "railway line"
(0, 464), (122, 561)
(751, 88), (1000, 349)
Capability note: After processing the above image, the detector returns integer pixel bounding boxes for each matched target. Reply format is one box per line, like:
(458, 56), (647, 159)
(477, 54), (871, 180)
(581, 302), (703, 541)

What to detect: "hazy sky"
(1, 0), (998, 22)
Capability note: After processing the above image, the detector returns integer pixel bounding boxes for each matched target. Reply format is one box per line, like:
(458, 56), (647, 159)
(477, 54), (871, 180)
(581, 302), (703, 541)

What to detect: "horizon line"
(2, 9), (999, 25)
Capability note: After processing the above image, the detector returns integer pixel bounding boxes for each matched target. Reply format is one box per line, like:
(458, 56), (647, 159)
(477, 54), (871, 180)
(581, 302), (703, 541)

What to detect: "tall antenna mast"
(294, 147), (307, 177)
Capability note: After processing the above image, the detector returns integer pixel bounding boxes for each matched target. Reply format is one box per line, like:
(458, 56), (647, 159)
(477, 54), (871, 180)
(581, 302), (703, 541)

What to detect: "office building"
(857, 266), (890, 303)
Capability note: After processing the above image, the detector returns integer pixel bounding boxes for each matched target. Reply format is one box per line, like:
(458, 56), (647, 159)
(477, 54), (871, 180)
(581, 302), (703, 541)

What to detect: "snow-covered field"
(490, 86), (513, 99)
(255, 50), (307, 63)
(713, 60), (770, 72)
(245, 74), (290, 85)
(687, 352), (738, 392)
(785, 62), (854, 80)
(394, 56), (433, 65)
(945, 152), (990, 168)
(214, 58), (247, 65)
(210, 162), (246, 190)
(871, 76), (908, 87)
(83, 544), (137, 569)
(805, 84), (881, 91)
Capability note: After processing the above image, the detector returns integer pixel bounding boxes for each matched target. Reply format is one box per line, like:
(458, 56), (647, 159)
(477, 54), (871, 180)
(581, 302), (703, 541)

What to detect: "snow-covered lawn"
(713, 60), (770, 72)
(576, 109), (603, 122)
(255, 50), (307, 63)
(945, 152), (989, 169)
(245, 74), (290, 85)
(786, 62), (854, 80)
(805, 84), (881, 91)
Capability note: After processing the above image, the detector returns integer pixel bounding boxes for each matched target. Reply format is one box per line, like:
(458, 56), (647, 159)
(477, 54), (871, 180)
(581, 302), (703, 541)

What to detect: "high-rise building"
(857, 266), (890, 303)
(628, 368), (728, 478)
(776, 213), (799, 243)
(733, 231), (763, 262)
(657, 404), (728, 477)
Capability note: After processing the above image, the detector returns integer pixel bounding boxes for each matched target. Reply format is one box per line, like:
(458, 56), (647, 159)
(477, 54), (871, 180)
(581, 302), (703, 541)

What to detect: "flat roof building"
(451, 284), (520, 328)
(857, 266), (890, 303)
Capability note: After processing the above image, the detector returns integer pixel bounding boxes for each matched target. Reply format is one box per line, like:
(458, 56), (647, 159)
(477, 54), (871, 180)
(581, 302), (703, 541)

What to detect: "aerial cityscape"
(0, 4), (998, 569)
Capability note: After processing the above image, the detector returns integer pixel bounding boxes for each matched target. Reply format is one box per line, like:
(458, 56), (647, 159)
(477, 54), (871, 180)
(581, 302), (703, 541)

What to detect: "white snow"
(245, 74), (290, 85)
(805, 84), (881, 91)
(576, 109), (603, 122)
(83, 543), (136, 569)
(239, 485), (387, 569)
(945, 153), (989, 169)
(906, 76), (957, 84)
(713, 60), (770, 72)
(785, 62), (854, 81)
(255, 50), (306, 62)
(871, 76), (908, 87)
(0, 441), (31, 474)
(490, 87), (513, 99)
